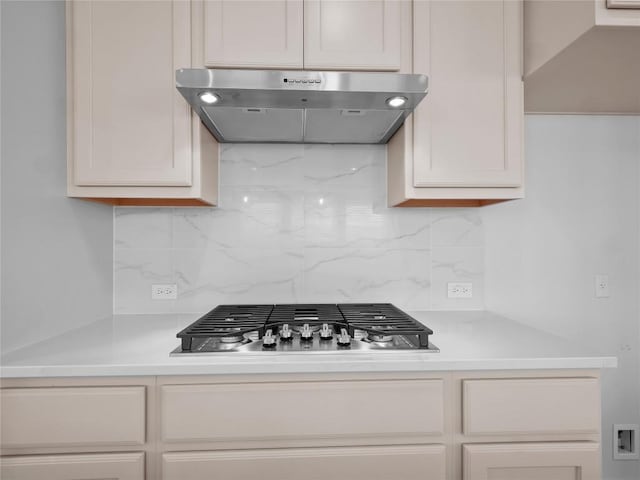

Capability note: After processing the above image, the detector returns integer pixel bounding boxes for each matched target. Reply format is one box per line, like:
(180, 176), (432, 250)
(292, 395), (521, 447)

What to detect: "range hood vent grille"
(176, 69), (428, 145)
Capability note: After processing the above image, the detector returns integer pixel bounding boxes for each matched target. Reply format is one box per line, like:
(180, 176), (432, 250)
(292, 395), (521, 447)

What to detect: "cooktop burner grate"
(177, 304), (273, 351)
(338, 303), (433, 348)
(266, 304), (347, 330)
(176, 303), (434, 352)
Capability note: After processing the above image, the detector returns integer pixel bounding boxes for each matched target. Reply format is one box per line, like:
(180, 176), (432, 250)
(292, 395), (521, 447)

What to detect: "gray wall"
(483, 115), (640, 480)
(1, 1), (113, 353)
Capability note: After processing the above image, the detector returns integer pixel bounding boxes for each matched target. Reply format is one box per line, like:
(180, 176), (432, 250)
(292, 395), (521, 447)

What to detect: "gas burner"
(215, 327), (249, 344)
(219, 335), (249, 344)
(364, 332), (394, 343)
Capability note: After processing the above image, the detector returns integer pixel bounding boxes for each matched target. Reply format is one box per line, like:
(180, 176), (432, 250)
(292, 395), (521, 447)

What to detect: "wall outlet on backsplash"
(447, 282), (473, 299)
(151, 284), (177, 300)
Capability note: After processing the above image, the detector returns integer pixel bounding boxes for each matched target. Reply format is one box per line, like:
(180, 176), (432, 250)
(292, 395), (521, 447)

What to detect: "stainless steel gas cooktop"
(171, 304), (438, 355)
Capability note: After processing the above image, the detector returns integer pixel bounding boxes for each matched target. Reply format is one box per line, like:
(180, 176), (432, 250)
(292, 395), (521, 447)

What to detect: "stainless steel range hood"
(176, 69), (428, 144)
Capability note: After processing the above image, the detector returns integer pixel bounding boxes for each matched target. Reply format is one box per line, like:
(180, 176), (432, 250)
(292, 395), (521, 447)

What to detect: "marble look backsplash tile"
(114, 144), (484, 313)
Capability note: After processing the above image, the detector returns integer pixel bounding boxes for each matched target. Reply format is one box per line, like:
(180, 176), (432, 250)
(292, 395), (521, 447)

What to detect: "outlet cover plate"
(595, 274), (610, 298)
(447, 282), (473, 299)
(613, 424), (639, 460)
(151, 284), (177, 300)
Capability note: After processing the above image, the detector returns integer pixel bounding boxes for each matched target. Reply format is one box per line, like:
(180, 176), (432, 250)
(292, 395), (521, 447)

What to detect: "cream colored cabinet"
(463, 443), (601, 480)
(304, 0), (404, 70)
(1, 371), (603, 480)
(162, 445), (446, 480)
(0, 452), (145, 480)
(388, 0), (524, 207)
(202, 0), (407, 71)
(524, 0), (640, 114)
(0, 386), (146, 449)
(203, 0), (303, 68)
(161, 379), (444, 446)
(462, 378), (601, 436)
(608, 0), (640, 8)
(67, 0), (218, 206)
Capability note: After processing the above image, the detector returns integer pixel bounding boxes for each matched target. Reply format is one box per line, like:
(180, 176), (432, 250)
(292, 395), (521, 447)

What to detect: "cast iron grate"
(177, 303), (433, 350)
(266, 304), (348, 331)
(338, 303), (433, 348)
(177, 304), (273, 351)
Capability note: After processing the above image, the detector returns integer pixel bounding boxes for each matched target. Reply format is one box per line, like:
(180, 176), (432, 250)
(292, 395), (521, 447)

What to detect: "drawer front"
(162, 445), (446, 480)
(463, 442), (600, 480)
(0, 452), (145, 480)
(161, 379), (444, 443)
(0, 386), (146, 449)
(607, 0), (640, 9)
(463, 378), (600, 436)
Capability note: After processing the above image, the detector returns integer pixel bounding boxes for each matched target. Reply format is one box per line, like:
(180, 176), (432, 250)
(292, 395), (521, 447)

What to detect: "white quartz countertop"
(0, 311), (617, 378)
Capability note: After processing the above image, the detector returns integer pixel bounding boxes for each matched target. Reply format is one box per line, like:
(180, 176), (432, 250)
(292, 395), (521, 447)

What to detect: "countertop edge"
(0, 356), (618, 379)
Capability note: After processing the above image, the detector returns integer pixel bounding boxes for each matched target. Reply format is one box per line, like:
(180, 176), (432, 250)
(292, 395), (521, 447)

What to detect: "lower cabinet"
(0, 452), (145, 480)
(162, 445), (446, 480)
(0, 371), (604, 480)
(463, 443), (601, 480)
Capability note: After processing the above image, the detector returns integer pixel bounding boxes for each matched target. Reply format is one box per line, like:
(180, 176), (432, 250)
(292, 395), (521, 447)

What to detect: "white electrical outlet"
(613, 424), (639, 460)
(447, 282), (473, 299)
(151, 284), (177, 300)
(595, 274), (610, 298)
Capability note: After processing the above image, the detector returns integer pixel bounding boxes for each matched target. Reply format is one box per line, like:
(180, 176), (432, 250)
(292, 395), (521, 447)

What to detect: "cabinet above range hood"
(176, 69), (428, 144)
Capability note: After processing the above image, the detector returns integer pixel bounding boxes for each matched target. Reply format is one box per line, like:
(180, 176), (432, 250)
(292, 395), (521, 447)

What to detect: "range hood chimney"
(176, 69), (428, 144)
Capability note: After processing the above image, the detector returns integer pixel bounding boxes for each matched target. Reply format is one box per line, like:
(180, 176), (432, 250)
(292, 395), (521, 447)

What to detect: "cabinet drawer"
(607, 0), (640, 9)
(162, 445), (445, 480)
(0, 386), (146, 449)
(161, 379), (444, 444)
(463, 378), (600, 436)
(0, 452), (144, 480)
(463, 442), (600, 480)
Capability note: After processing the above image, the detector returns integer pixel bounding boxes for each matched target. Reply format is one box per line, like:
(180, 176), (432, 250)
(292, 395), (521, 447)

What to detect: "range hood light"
(386, 96), (408, 108)
(199, 92), (220, 104)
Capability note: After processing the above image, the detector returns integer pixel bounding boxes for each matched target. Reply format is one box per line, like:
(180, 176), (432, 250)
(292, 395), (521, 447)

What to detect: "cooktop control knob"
(263, 329), (276, 348)
(320, 323), (333, 340)
(337, 328), (351, 347)
(300, 323), (313, 341)
(280, 324), (293, 341)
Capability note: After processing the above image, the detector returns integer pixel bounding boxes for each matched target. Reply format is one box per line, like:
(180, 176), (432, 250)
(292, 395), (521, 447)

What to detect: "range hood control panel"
(282, 74), (322, 86)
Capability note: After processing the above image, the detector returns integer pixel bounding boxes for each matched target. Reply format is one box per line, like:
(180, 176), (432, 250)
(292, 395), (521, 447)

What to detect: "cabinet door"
(70, 0), (192, 186)
(304, 0), (403, 70)
(163, 445), (445, 480)
(204, 0), (303, 68)
(463, 443), (600, 480)
(412, 0), (523, 188)
(0, 452), (144, 480)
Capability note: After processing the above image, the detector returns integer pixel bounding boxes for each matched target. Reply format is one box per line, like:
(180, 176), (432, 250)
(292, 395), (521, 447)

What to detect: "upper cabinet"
(67, 0), (218, 206)
(202, 0), (405, 71)
(68, 0), (522, 208)
(204, 0), (304, 68)
(304, 0), (403, 70)
(388, 0), (524, 207)
(524, 0), (640, 114)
